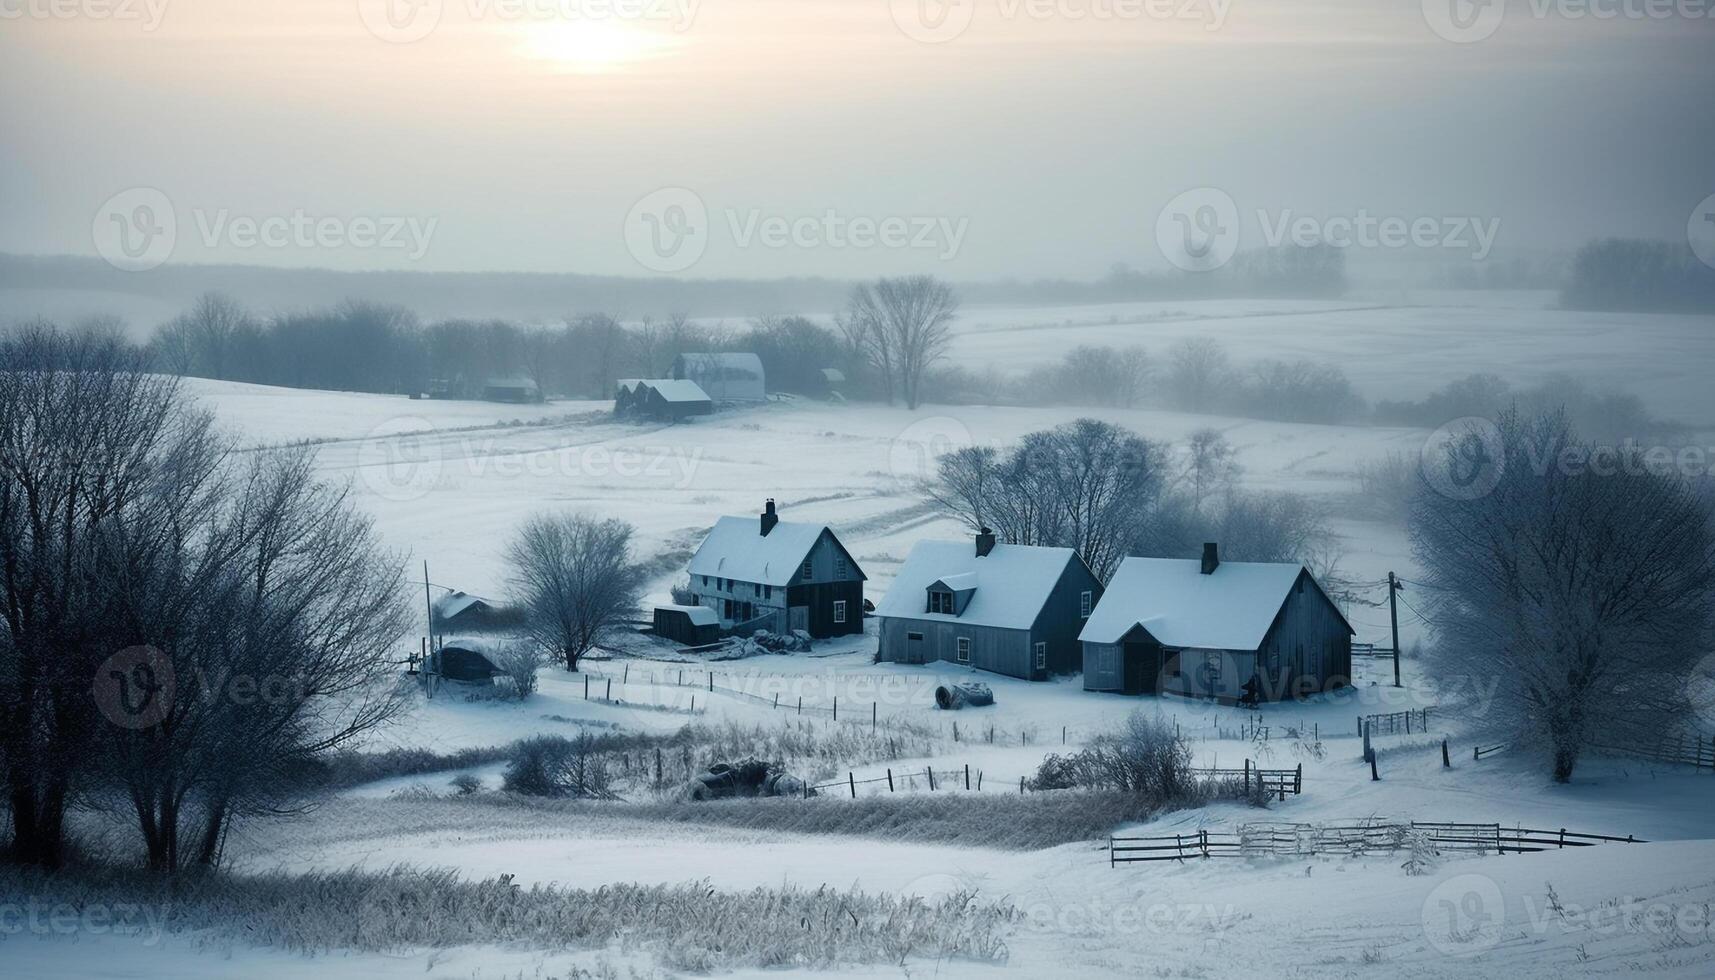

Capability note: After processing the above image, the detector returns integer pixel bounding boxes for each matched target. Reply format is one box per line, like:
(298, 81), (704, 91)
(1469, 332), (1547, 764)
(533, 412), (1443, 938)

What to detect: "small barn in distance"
(615, 379), (713, 422)
(653, 604), (721, 647)
(874, 530), (1103, 681)
(686, 500), (864, 639)
(1080, 544), (1354, 703)
(482, 376), (544, 403)
(673, 353), (765, 403)
(430, 640), (501, 683)
(431, 591), (506, 634)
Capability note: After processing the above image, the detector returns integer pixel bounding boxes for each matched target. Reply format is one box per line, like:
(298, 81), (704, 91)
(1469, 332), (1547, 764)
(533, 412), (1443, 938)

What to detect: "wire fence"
(1110, 819), (1643, 865)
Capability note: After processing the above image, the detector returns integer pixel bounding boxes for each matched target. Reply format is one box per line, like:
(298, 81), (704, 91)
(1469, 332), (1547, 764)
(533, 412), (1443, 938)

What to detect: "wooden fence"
(807, 759), (1304, 799)
(1595, 732), (1715, 771)
(1359, 707), (1433, 737)
(1110, 819), (1643, 865)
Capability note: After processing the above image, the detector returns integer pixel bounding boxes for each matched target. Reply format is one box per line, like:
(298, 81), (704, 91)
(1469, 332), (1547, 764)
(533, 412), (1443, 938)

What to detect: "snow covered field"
(14, 295), (1715, 978)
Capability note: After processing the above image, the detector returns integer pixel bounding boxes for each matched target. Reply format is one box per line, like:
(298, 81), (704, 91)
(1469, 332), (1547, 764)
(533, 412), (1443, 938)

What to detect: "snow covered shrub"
(491, 640), (548, 700)
(502, 735), (614, 799)
(448, 773), (481, 795)
(1354, 451), (1418, 522)
(668, 578), (696, 605)
(1071, 712), (1198, 800)
(1026, 753), (1081, 791)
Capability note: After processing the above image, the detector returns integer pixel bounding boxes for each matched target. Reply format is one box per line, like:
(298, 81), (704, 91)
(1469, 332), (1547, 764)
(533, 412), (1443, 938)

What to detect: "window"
(928, 590), (954, 615)
(1079, 590), (1093, 618)
(1034, 642), (1046, 670)
(701, 575), (708, 587)
(907, 631), (924, 642)
(802, 559), (813, 580)
(833, 600), (847, 624)
(956, 637), (971, 663)
(1205, 652), (1222, 680)
(763, 584), (772, 600)
(835, 556), (847, 578)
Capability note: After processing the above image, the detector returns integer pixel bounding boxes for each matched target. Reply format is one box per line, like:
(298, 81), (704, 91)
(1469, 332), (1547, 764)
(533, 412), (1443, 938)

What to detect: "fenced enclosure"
(1595, 731), (1715, 771)
(1109, 819), (1643, 865)
(805, 760), (1303, 799)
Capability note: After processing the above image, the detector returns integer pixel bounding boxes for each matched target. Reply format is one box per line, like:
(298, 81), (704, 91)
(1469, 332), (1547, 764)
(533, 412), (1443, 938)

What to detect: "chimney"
(1200, 542), (1220, 575)
(760, 499), (778, 536)
(975, 526), (996, 558)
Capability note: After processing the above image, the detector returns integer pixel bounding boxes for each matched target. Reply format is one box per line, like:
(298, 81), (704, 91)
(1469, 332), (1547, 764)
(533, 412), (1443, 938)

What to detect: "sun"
(513, 21), (683, 74)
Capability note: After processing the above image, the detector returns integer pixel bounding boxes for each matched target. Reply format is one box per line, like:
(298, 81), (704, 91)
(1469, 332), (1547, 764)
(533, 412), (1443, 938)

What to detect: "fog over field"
(5, 5), (1715, 980)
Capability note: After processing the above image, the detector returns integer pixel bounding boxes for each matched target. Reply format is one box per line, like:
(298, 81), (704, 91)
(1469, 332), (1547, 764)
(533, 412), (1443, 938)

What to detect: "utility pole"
(1387, 572), (1403, 688)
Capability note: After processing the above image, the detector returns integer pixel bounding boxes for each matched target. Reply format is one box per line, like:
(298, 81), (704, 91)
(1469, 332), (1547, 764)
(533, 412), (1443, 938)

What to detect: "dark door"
(1124, 641), (1165, 695)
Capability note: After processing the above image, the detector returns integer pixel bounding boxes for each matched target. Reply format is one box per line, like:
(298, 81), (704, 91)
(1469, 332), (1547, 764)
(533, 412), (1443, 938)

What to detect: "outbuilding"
(1079, 543), (1354, 702)
(673, 352), (766, 403)
(685, 499), (864, 639)
(614, 378), (713, 422)
(653, 604), (722, 646)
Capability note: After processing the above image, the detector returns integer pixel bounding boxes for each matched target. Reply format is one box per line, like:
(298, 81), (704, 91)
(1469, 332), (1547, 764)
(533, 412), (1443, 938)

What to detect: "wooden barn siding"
(789, 580), (864, 637)
(1030, 556), (1103, 676)
(1161, 648), (1257, 702)
(1255, 571), (1353, 695)
(876, 617), (1032, 679)
(1083, 642), (1123, 691)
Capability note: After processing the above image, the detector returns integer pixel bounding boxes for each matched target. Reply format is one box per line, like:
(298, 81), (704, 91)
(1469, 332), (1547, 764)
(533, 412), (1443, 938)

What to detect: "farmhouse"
(1080, 544), (1354, 703)
(685, 500), (865, 639)
(874, 530), (1103, 681)
(673, 352), (766, 403)
(614, 378), (714, 421)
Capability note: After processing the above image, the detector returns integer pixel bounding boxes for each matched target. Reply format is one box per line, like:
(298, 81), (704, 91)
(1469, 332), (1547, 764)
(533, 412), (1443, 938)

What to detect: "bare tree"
(0, 325), (187, 867)
(1181, 427), (1241, 510)
(506, 514), (645, 672)
(1164, 337), (1232, 413)
(1411, 410), (1715, 782)
(843, 276), (957, 409)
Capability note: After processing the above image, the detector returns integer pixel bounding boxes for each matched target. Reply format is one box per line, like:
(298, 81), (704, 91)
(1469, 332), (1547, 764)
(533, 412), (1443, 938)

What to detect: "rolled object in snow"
(935, 682), (995, 710)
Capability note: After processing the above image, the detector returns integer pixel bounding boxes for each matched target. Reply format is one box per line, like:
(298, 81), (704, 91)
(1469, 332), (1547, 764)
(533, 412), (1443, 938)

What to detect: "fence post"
(1200, 828), (1209, 859)
(707, 672), (713, 693)
(886, 768), (893, 792)
(1558, 828), (1566, 849)
(849, 772), (856, 799)
(1019, 776), (1025, 795)
(872, 702), (877, 731)
(953, 722), (959, 742)
(606, 678), (612, 700)
(1174, 833), (1183, 862)
(833, 696), (838, 721)
(927, 767), (936, 791)
(1295, 764), (1302, 794)
(1442, 739), (1451, 768)
(1370, 751), (1380, 782)
(1109, 838), (1114, 868)
(798, 696), (802, 715)
(623, 664), (628, 684)
(965, 764), (971, 790)
(584, 675), (589, 700)
(678, 669), (683, 687)
(690, 695), (695, 713)
(1063, 726), (1067, 745)
(654, 747), (662, 785)
(773, 693), (779, 709)
(1473, 744), (1480, 761)
(977, 771), (982, 791)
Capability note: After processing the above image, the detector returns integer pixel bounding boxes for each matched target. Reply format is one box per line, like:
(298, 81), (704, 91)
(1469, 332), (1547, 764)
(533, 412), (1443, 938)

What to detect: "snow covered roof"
(644, 379), (712, 403)
(875, 540), (1080, 631)
(658, 603), (719, 626)
(688, 516), (836, 587)
(674, 353), (765, 402)
(1079, 557), (1350, 650)
(432, 591), (493, 620)
(820, 368), (846, 383)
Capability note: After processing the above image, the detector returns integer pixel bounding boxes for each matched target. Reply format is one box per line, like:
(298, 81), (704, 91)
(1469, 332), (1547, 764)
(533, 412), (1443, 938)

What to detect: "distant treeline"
(1558, 238), (1715, 314)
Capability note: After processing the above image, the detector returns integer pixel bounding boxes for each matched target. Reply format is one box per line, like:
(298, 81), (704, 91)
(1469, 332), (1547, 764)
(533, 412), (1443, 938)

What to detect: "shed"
(482, 376), (543, 403)
(431, 591), (505, 633)
(1079, 543), (1354, 702)
(615, 378), (713, 422)
(653, 604), (722, 646)
(432, 641), (501, 683)
(673, 353), (766, 403)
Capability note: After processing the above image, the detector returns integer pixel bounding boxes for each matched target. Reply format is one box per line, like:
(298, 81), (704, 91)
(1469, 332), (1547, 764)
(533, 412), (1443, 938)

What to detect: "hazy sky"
(3, 0), (1712, 279)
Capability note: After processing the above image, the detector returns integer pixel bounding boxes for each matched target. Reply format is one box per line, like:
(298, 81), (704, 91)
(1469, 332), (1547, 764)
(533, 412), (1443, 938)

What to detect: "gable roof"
(875, 540), (1081, 631)
(643, 379), (712, 403)
(432, 591), (493, 620)
(658, 603), (719, 626)
(688, 516), (860, 587)
(1079, 557), (1353, 650)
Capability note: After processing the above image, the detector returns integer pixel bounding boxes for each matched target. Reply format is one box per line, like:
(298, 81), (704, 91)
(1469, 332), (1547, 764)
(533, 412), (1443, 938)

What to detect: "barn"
(874, 530), (1103, 681)
(653, 604), (722, 646)
(673, 353), (766, 403)
(685, 500), (864, 639)
(1079, 544), (1354, 703)
(430, 641), (501, 683)
(431, 591), (503, 633)
(482, 376), (543, 403)
(615, 379), (713, 421)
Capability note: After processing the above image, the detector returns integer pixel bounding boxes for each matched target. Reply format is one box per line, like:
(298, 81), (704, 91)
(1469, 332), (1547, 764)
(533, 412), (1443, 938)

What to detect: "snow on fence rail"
(1593, 732), (1715, 771)
(1357, 707), (1433, 737)
(1109, 820), (1643, 865)
(807, 759), (1303, 799)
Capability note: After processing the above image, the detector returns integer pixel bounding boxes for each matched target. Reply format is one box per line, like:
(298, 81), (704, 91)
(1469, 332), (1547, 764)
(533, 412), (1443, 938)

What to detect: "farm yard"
(6, 293), (1715, 979)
